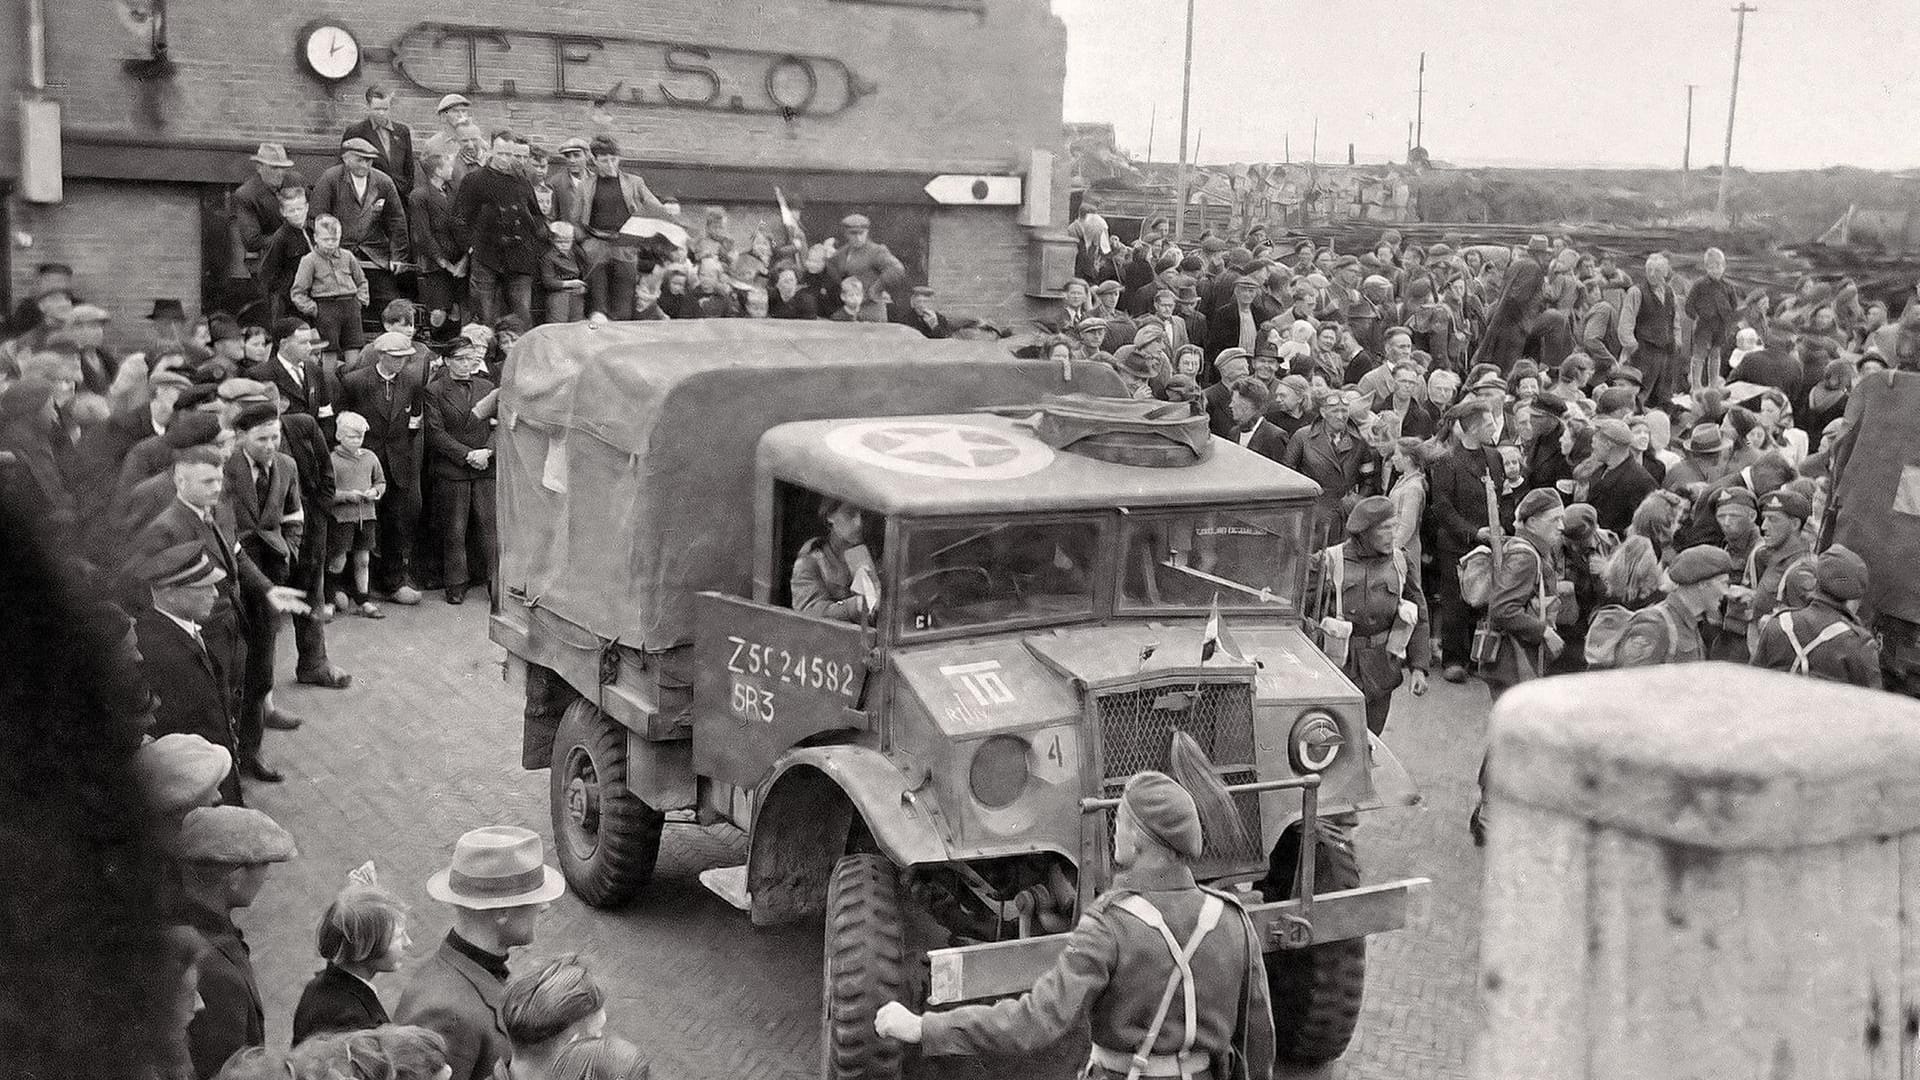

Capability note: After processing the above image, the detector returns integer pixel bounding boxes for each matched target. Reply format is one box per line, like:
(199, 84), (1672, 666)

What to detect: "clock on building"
(298, 21), (362, 82)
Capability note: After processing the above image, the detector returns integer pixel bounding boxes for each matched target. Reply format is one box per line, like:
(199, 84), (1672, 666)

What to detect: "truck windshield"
(897, 517), (1102, 636)
(1118, 506), (1309, 614)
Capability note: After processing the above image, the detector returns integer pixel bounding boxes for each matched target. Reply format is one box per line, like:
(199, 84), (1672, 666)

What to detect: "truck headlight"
(969, 735), (1030, 808)
(1289, 711), (1344, 772)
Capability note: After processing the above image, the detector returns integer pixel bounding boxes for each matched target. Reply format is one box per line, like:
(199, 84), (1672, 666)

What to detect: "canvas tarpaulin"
(497, 320), (1122, 653)
(1831, 370), (1920, 624)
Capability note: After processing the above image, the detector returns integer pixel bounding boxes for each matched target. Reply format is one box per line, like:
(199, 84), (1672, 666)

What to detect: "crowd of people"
(0, 78), (1913, 1080)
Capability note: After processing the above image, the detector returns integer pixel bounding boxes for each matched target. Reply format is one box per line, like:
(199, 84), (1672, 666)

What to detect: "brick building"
(0, 0), (1072, 344)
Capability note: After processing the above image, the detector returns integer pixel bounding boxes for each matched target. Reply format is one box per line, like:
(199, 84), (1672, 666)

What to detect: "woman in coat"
(292, 881), (409, 1044)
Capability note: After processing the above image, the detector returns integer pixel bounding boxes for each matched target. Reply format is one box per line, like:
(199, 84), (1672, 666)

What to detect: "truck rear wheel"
(1260, 823), (1367, 1065)
(822, 853), (909, 1080)
(549, 699), (663, 908)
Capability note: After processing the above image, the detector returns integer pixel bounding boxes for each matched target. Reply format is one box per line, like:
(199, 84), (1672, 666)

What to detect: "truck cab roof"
(761, 412), (1323, 516)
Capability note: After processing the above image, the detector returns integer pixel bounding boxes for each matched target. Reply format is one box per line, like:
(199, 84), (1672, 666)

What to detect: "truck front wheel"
(549, 699), (664, 908)
(821, 853), (909, 1080)
(1259, 822), (1368, 1065)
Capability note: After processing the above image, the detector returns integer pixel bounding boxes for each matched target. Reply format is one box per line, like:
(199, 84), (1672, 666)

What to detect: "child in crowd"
(291, 213), (370, 368)
(328, 411), (386, 618)
(258, 185), (311, 327)
(541, 222), (587, 324)
(291, 870), (411, 1045)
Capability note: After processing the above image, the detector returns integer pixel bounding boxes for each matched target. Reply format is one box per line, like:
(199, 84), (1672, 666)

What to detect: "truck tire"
(821, 853), (909, 1080)
(549, 699), (663, 908)
(1260, 823), (1367, 1065)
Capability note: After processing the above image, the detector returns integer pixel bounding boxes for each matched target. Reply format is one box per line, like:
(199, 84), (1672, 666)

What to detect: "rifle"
(1469, 468), (1506, 667)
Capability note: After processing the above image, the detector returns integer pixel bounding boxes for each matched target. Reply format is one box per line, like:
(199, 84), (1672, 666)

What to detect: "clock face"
(301, 23), (360, 81)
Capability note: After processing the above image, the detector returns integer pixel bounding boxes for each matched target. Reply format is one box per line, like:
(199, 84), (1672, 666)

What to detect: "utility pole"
(1146, 104), (1156, 163)
(1311, 118), (1318, 163)
(1716, 4), (1756, 226)
(1173, 0), (1195, 240)
(1415, 51), (1426, 149)
(1681, 83), (1697, 198)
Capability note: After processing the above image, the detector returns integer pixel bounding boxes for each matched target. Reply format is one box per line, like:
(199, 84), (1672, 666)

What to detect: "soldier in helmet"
(1750, 545), (1883, 689)
(874, 732), (1274, 1080)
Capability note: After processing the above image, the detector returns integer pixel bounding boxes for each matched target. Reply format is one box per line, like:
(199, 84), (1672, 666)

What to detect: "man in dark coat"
(133, 544), (243, 806)
(424, 345), (498, 604)
(1206, 269), (1283, 360)
(899, 285), (956, 339)
(310, 139), (410, 326)
(248, 319), (334, 433)
(453, 130), (545, 327)
(340, 86), (416, 203)
(173, 805), (297, 1080)
(224, 403), (306, 770)
(231, 144), (306, 289)
(338, 332), (428, 604)
(1279, 390), (1381, 542)
(1584, 418), (1658, 536)
(1224, 378), (1289, 461)
(1424, 399), (1507, 682)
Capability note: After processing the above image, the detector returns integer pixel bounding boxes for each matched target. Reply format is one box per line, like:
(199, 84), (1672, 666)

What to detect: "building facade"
(1, 0), (1070, 344)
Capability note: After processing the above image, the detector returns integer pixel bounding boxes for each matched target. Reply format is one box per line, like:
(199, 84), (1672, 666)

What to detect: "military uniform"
(1613, 599), (1705, 667)
(1702, 526), (1759, 663)
(1751, 600), (1883, 689)
(1748, 533), (1814, 628)
(1312, 540), (1430, 734)
(919, 863), (1274, 1080)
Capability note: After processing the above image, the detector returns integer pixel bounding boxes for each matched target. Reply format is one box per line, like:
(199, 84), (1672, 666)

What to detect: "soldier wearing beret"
(1310, 495), (1431, 734)
(1612, 546), (1734, 667)
(171, 805), (297, 1080)
(1704, 486), (1763, 662)
(1751, 545), (1882, 688)
(876, 732), (1273, 1080)
(1748, 488), (1817, 631)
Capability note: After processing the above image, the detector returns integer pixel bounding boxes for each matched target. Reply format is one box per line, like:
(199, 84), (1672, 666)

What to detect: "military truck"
(490, 321), (1429, 1076)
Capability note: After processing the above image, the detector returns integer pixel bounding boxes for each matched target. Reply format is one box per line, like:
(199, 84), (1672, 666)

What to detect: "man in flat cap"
(900, 284), (954, 339)
(1091, 279), (1138, 353)
(423, 93), (477, 163)
(310, 136), (411, 325)
(134, 543), (244, 806)
(1312, 495), (1431, 734)
(829, 213), (907, 323)
(171, 804), (296, 1079)
(876, 732), (1273, 1079)
(1584, 417), (1657, 536)
(1751, 545), (1882, 688)
(1612, 546), (1734, 667)
(1282, 388), (1381, 539)
(138, 733), (234, 820)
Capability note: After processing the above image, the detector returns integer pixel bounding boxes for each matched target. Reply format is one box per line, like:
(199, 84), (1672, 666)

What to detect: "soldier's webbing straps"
(1112, 893), (1226, 1079)
(1778, 611), (1852, 675)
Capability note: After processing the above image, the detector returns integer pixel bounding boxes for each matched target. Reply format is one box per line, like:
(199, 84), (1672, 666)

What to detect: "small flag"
(1200, 593), (1244, 663)
(775, 186), (801, 236)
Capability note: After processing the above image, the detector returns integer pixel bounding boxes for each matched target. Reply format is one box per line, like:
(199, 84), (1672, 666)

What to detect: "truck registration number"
(725, 635), (860, 723)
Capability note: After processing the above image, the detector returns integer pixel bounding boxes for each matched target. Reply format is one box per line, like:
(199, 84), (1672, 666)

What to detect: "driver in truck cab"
(791, 498), (876, 623)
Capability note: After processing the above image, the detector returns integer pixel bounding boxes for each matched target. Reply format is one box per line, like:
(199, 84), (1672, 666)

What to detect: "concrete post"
(1475, 662), (1920, 1080)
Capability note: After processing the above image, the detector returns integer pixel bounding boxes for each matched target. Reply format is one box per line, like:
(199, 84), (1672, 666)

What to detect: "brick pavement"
(248, 601), (1486, 1079)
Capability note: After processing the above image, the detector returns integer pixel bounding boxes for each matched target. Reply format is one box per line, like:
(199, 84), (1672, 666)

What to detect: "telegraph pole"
(1682, 83), (1697, 198)
(1716, 5), (1756, 226)
(1146, 104), (1156, 162)
(1415, 51), (1426, 149)
(1173, 0), (1195, 240)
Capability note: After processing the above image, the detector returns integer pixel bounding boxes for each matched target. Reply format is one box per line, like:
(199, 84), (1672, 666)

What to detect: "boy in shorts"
(292, 214), (370, 369)
(328, 410), (387, 618)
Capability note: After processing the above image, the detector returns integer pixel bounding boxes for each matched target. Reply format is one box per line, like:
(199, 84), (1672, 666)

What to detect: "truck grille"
(1094, 681), (1265, 876)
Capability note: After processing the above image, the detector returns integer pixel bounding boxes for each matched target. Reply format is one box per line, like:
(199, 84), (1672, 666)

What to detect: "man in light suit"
(398, 826), (564, 1080)
(564, 134), (673, 321)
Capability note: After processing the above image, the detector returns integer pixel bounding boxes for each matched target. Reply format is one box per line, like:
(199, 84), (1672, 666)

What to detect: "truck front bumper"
(925, 875), (1432, 1005)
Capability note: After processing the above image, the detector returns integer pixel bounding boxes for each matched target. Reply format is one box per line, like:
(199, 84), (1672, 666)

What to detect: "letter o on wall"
(766, 55), (819, 116)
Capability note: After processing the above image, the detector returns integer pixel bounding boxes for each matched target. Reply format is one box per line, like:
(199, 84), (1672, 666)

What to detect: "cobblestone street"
(246, 601), (1487, 1079)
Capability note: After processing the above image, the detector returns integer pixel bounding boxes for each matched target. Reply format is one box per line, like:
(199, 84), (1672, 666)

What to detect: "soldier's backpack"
(1585, 603), (1683, 669)
(1774, 610), (1855, 675)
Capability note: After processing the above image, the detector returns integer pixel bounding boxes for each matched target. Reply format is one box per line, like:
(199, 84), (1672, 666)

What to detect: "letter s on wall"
(659, 45), (721, 107)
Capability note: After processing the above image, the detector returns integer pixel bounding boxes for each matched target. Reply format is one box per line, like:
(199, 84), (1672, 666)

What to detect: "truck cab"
(489, 322), (1427, 1078)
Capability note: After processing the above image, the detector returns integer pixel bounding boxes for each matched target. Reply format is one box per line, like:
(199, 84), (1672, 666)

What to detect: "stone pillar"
(1475, 662), (1920, 1080)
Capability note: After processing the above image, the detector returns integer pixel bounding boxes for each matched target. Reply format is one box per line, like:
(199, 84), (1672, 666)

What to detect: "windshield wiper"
(1159, 560), (1286, 604)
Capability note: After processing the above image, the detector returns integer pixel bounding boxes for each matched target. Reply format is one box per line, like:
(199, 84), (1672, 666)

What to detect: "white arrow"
(924, 174), (1023, 206)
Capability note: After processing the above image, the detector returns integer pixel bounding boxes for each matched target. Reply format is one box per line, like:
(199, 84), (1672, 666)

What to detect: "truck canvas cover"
(496, 320), (1124, 652)
(1831, 370), (1920, 623)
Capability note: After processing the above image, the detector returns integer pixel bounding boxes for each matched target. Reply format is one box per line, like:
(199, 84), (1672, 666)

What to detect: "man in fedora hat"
(233, 144), (306, 286)
(1664, 421), (1732, 494)
(397, 825), (565, 1080)
(171, 804), (297, 1080)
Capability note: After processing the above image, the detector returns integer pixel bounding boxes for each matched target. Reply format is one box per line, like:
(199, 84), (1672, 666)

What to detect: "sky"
(1052, 0), (1920, 171)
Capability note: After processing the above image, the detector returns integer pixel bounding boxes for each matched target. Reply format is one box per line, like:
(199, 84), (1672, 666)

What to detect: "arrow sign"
(924, 174), (1023, 206)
